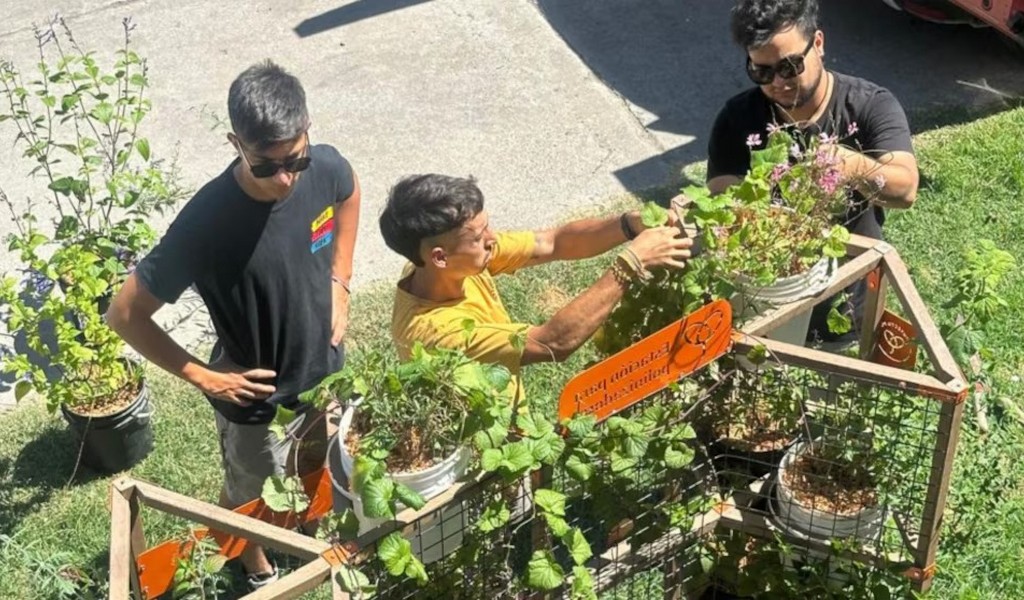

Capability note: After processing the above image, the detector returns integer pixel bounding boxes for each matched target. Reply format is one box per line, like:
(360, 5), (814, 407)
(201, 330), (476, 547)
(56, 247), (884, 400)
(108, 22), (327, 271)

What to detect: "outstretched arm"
(526, 210), (677, 267)
(521, 226), (692, 364)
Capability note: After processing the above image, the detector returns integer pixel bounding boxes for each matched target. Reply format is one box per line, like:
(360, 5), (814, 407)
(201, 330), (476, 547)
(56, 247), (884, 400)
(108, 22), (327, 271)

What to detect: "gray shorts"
(214, 406), (328, 506)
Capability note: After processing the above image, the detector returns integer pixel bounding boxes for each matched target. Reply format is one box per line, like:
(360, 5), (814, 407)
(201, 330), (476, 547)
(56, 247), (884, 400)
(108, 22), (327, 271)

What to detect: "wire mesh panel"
(347, 349), (952, 598)
(687, 350), (943, 597)
(349, 388), (727, 599)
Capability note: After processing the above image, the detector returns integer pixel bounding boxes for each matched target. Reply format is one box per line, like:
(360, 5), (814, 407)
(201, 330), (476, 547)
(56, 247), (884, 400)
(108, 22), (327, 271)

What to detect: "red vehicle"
(883, 0), (1024, 47)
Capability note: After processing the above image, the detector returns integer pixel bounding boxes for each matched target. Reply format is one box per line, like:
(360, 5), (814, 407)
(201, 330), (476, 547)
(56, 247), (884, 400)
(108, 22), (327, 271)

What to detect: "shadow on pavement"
(294, 0), (435, 38)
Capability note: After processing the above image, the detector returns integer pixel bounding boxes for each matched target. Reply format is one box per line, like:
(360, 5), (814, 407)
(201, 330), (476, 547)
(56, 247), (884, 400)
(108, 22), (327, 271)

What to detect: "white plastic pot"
(329, 402), (471, 564)
(771, 442), (885, 546)
(731, 256), (836, 349)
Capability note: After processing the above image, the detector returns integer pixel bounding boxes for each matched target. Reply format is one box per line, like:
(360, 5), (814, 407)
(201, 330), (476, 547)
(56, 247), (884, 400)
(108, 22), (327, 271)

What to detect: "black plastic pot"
(60, 378), (154, 473)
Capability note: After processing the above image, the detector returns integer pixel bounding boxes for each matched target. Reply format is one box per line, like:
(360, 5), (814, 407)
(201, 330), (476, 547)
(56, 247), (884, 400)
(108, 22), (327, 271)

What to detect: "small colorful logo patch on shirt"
(311, 206), (334, 254)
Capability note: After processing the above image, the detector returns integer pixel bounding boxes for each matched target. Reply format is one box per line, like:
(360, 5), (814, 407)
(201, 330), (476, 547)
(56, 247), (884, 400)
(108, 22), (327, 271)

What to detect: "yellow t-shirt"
(391, 231), (537, 401)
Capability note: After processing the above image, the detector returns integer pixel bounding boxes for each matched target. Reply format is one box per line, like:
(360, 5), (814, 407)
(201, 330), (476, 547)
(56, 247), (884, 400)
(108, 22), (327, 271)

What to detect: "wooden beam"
(732, 336), (963, 402)
(740, 249), (882, 337)
(858, 267), (889, 360)
(114, 478), (147, 580)
(914, 399), (966, 594)
(881, 252), (964, 384)
(132, 480), (330, 560)
(242, 558), (332, 600)
(844, 233), (885, 257)
(109, 480), (135, 600)
(715, 506), (909, 571)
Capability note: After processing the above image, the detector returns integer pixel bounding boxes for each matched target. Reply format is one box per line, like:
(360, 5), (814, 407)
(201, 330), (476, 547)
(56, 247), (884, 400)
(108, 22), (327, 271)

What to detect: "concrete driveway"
(0, 0), (1022, 407)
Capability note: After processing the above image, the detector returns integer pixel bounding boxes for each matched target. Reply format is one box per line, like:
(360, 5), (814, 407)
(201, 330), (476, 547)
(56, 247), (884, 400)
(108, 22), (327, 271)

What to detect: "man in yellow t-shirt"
(380, 174), (694, 401)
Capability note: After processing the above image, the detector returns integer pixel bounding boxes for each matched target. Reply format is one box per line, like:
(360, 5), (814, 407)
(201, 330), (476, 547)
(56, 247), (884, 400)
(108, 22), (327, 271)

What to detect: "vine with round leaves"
(260, 345), (713, 598)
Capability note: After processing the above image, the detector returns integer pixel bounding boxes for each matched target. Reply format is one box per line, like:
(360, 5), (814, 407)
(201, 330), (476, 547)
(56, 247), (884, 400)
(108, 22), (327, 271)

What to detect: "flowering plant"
(684, 124), (864, 291)
(0, 18), (180, 413)
(598, 123), (875, 355)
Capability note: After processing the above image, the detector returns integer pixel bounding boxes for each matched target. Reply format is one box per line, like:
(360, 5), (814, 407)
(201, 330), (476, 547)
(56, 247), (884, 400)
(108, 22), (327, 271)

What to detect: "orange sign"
(871, 310), (917, 370)
(559, 300), (733, 423)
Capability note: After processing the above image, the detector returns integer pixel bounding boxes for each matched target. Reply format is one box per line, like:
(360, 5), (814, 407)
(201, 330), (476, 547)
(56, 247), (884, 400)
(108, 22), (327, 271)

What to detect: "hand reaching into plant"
(200, 353), (276, 407)
(626, 227), (694, 271)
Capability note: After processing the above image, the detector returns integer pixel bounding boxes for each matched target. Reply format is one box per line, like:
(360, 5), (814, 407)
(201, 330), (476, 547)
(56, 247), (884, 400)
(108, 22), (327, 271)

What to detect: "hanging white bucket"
(770, 442), (885, 546)
(337, 403), (471, 500)
(329, 403), (471, 564)
(731, 257), (835, 369)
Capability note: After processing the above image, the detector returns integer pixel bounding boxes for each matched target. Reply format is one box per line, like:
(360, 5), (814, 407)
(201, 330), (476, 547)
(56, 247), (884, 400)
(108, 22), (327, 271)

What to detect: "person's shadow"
(535, 0), (1024, 191)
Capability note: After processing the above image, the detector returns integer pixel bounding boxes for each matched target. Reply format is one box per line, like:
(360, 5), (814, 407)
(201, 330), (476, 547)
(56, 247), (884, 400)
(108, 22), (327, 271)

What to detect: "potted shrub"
(299, 342), (516, 564)
(681, 125), (860, 346)
(693, 358), (807, 479)
(600, 125), (865, 358)
(770, 381), (895, 548)
(0, 18), (179, 473)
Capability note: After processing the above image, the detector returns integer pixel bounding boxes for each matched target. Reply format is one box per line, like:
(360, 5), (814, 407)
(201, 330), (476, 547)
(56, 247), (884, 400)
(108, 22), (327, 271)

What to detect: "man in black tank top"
(106, 61), (361, 588)
(706, 0), (919, 347)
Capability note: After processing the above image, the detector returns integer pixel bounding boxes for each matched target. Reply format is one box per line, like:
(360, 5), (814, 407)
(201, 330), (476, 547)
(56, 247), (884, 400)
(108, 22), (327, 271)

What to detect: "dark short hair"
(227, 60), (309, 150)
(730, 0), (819, 49)
(379, 174), (485, 266)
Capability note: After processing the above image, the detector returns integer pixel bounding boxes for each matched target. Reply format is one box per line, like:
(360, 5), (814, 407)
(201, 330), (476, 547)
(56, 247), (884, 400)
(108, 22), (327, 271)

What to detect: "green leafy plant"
(600, 125), (875, 355)
(0, 17), (180, 414)
(286, 341), (718, 596)
(940, 239), (1017, 433)
(300, 342), (514, 520)
(171, 530), (231, 600)
(560, 394), (712, 554)
(261, 474), (311, 514)
(708, 532), (910, 598)
(696, 358), (806, 455)
(686, 126), (855, 287)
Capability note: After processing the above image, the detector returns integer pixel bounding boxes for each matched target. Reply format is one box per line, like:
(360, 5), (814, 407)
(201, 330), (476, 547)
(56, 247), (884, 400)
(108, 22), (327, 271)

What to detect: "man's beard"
(773, 67), (825, 110)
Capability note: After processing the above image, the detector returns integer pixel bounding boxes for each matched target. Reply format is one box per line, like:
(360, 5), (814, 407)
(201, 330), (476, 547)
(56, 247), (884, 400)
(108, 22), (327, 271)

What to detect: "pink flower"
(847, 122), (859, 136)
(819, 132), (838, 145)
(766, 122), (782, 134)
(818, 167), (843, 195)
(770, 163), (790, 183)
(746, 133), (762, 148)
(815, 147), (839, 167)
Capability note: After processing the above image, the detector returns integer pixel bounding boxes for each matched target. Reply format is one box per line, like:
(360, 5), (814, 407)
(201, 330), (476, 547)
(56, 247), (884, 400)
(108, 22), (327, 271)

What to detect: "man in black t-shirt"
(706, 0), (919, 346)
(106, 61), (360, 588)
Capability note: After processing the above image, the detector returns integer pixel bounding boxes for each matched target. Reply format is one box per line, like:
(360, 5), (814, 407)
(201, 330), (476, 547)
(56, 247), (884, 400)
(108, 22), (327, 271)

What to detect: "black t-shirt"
(135, 144), (355, 423)
(708, 71), (913, 238)
(706, 72), (913, 340)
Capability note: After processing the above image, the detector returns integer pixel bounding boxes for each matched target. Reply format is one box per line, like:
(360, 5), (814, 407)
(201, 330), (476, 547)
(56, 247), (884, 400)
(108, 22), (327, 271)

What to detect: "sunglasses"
(237, 133), (312, 179)
(745, 37), (816, 85)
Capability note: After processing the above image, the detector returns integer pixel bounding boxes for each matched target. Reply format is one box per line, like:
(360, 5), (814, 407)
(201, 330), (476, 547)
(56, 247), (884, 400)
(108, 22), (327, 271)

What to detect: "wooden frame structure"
(727, 234), (967, 594)
(110, 469), (351, 600)
(110, 234), (966, 598)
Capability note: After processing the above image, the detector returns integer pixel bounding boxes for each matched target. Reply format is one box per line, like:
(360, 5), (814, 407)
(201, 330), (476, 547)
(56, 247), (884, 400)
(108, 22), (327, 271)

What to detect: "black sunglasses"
(745, 37), (816, 85)
(238, 133), (312, 179)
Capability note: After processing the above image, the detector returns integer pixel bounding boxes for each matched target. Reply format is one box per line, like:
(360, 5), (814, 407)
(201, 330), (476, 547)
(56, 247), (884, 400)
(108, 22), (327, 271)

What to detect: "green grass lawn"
(1, 107), (1022, 599)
